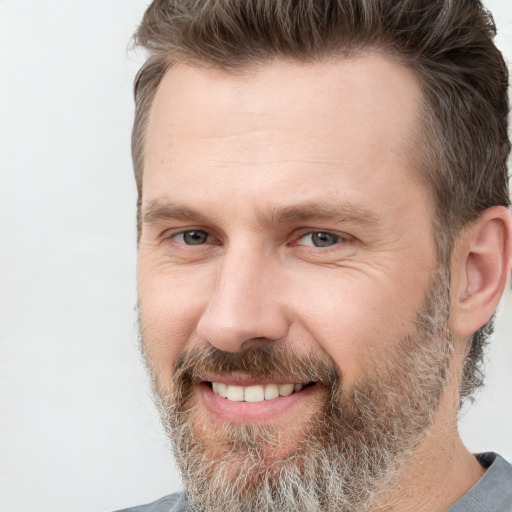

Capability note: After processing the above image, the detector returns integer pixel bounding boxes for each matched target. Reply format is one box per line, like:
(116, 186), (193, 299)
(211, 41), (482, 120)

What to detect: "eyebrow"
(258, 202), (380, 227)
(142, 201), (209, 225)
(142, 199), (380, 228)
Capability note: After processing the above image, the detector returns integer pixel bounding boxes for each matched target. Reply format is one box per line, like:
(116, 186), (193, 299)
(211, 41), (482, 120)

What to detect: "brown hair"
(131, 0), (510, 402)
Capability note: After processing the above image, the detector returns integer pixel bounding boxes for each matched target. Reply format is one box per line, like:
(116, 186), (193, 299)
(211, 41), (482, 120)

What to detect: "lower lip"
(198, 382), (317, 423)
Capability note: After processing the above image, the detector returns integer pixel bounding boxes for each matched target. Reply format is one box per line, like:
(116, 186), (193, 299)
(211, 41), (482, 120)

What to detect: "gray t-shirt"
(446, 453), (512, 512)
(115, 453), (512, 512)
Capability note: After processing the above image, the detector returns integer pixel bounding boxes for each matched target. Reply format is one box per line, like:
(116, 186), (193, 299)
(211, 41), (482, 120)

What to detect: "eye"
(174, 230), (211, 245)
(296, 231), (343, 248)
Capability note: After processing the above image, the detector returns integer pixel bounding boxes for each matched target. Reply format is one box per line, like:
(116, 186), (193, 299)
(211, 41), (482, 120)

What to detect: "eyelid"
(161, 227), (353, 249)
(166, 227), (221, 246)
(291, 229), (353, 246)
(162, 226), (207, 238)
(176, 230), (208, 243)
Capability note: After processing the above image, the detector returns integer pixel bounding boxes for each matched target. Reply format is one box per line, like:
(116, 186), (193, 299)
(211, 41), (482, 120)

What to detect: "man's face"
(137, 55), (451, 510)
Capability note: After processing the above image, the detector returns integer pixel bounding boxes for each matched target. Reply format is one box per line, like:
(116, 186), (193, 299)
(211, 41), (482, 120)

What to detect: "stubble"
(141, 268), (454, 512)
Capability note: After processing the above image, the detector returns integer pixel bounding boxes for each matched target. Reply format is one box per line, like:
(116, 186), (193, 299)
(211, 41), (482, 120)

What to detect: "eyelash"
(292, 231), (347, 248)
(170, 230), (216, 246)
(168, 229), (351, 250)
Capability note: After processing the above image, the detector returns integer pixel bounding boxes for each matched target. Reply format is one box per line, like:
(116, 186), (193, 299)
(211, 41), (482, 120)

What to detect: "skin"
(137, 55), (512, 511)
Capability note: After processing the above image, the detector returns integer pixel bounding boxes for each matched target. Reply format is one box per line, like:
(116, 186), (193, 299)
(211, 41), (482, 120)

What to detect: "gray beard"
(143, 269), (453, 512)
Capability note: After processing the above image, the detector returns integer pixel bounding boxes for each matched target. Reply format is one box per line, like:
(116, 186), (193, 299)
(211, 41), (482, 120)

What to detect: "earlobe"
(451, 206), (512, 338)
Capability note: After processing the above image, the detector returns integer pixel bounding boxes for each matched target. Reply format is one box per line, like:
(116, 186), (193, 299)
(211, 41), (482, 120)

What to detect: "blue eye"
(176, 230), (210, 245)
(299, 232), (342, 247)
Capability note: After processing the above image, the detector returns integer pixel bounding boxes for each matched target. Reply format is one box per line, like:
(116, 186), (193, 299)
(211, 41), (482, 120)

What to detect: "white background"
(0, 2), (511, 511)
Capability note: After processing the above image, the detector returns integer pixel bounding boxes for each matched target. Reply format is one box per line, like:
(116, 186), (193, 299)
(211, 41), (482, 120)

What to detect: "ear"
(450, 206), (512, 338)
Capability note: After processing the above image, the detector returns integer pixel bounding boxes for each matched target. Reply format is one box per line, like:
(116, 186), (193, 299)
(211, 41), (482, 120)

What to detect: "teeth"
(226, 385), (244, 402)
(244, 385), (265, 402)
(212, 382), (228, 397)
(211, 382), (307, 402)
(264, 383), (279, 400)
(216, 382), (228, 398)
(279, 383), (294, 396)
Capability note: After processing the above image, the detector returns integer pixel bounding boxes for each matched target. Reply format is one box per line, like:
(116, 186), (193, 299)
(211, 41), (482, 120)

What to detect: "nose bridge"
(196, 243), (288, 352)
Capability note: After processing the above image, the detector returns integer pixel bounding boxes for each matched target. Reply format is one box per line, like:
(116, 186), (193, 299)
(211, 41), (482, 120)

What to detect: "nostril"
(239, 336), (278, 351)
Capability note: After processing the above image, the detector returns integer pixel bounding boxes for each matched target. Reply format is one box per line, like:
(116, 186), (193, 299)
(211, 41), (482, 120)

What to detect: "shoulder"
(475, 452), (512, 489)
(112, 492), (186, 512)
(448, 453), (512, 512)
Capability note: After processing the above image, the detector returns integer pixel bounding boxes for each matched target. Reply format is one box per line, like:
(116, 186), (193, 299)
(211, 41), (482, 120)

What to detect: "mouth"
(198, 378), (319, 423)
(206, 381), (316, 402)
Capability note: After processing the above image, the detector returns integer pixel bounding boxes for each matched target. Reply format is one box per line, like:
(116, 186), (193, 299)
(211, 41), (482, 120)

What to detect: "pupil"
(184, 231), (207, 245)
(312, 232), (338, 247)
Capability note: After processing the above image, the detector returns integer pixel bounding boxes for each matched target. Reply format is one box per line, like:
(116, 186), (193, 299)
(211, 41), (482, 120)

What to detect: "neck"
(371, 374), (485, 512)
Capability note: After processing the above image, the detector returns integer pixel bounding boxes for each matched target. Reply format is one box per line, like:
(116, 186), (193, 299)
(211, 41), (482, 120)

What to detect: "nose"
(196, 249), (289, 352)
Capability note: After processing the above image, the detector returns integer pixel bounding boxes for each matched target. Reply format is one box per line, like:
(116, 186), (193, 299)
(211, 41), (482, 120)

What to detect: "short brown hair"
(131, 0), (510, 401)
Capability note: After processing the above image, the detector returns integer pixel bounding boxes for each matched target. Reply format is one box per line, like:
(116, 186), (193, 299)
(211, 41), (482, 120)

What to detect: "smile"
(199, 379), (319, 422)
(209, 382), (308, 402)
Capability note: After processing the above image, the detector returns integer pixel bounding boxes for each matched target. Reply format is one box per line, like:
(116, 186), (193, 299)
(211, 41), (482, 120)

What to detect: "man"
(118, 0), (512, 511)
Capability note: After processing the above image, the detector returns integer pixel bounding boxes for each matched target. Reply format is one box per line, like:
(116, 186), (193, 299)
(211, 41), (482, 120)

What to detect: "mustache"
(172, 344), (340, 387)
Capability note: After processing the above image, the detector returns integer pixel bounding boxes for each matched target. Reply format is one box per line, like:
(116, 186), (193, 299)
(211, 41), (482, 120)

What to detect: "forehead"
(146, 55), (422, 146)
(143, 55), (427, 222)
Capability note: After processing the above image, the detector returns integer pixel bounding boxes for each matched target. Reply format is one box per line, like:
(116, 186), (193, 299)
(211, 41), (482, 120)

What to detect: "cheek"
(137, 261), (210, 389)
(288, 268), (427, 383)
